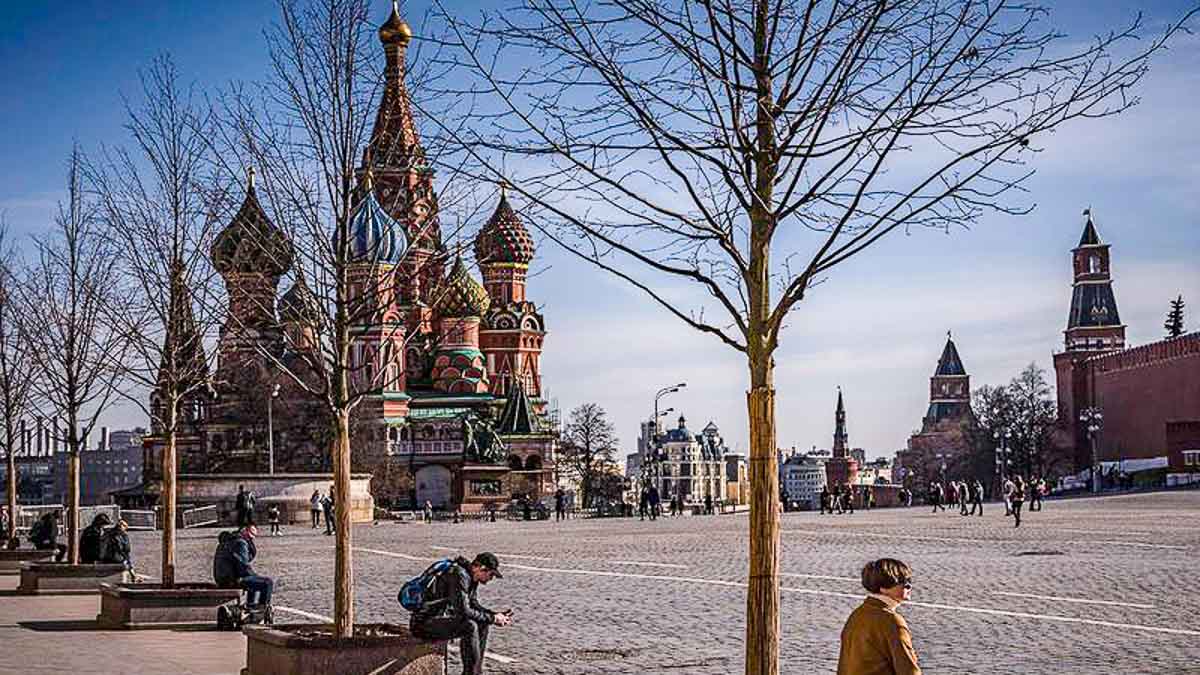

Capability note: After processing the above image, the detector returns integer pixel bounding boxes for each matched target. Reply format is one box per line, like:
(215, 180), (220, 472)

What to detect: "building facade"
(781, 452), (826, 509)
(1052, 215), (1200, 482)
(134, 4), (557, 512)
(648, 417), (726, 505)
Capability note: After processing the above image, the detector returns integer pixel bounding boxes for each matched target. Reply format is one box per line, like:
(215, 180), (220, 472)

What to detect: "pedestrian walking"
(638, 487), (649, 521)
(866, 486), (875, 511)
(970, 479), (984, 516)
(704, 494), (713, 516)
(844, 485), (856, 515)
(267, 505), (281, 536)
(837, 558), (922, 675)
(322, 491), (335, 535)
(1002, 477), (1015, 516)
(1010, 476), (1026, 528)
(820, 486), (831, 515)
(958, 481), (969, 516)
(424, 500), (434, 524)
(408, 552), (511, 675)
(554, 488), (566, 522)
(310, 489), (322, 529)
(1029, 477), (1044, 512)
(648, 486), (661, 521)
(235, 485), (256, 527)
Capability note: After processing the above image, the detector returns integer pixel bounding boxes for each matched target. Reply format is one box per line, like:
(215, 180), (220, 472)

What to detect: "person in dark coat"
(321, 491), (335, 536)
(213, 525), (273, 609)
(554, 488), (566, 522)
(235, 485), (256, 527)
(80, 512), (113, 564)
(704, 494), (713, 515)
(970, 479), (985, 516)
(30, 511), (66, 562)
(411, 552), (511, 675)
(101, 520), (141, 579)
(647, 486), (661, 521)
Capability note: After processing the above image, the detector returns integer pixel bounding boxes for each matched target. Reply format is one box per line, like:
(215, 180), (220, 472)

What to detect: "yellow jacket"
(837, 597), (922, 675)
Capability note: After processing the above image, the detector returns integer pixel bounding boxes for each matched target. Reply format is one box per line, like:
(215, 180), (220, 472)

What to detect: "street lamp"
(650, 383), (686, 497)
(1080, 406), (1104, 493)
(267, 383), (282, 474)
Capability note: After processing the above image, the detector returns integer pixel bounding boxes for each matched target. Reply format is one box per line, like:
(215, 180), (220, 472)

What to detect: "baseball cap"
(472, 552), (503, 578)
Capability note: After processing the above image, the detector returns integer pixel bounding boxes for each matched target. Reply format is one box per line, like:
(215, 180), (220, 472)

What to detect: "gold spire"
(379, 0), (413, 45)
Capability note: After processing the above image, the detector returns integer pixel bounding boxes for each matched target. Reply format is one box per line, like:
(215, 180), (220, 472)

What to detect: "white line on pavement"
(430, 545), (552, 561)
(608, 560), (688, 569)
(781, 572), (858, 582)
(782, 528), (1189, 550)
(990, 591), (1155, 609)
(278, 597), (517, 666)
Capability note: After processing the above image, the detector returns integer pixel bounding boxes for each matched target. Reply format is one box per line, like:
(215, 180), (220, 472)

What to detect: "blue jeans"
(241, 575), (274, 608)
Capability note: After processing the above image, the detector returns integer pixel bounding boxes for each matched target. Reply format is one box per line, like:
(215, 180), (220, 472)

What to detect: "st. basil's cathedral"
(135, 4), (556, 512)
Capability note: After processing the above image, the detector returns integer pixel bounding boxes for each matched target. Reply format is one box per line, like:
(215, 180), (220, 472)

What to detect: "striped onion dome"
(212, 170), (293, 277)
(436, 257), (491, 318)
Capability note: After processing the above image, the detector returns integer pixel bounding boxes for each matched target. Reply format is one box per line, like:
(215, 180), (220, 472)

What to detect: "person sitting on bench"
(80, 513), (113, 564)
(213, 524), (273, 610)
(410, 552), (512, 675)
(30, 511), (67, 562)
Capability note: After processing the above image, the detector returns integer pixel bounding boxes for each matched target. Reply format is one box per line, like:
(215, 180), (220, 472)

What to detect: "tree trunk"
(161, 405), (178, 587)
(66, 448), (80, 565)
(332, 409), (353, 639)
(745, 358), (780, 675)
(4, 437), (16, 544)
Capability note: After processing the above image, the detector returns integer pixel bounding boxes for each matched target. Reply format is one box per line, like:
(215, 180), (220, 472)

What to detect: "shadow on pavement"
(18, 620), (100, 632)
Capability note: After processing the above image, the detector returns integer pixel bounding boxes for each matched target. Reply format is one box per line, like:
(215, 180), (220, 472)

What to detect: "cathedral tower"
(431, 258), (490, 393)
(475, 187), (546, 397)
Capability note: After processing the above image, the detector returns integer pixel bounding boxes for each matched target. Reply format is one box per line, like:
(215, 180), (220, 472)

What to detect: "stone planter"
(17, 562), (131, 594)
(0, 549), (52, 574)
(97, 582), (243, 629)
(241, 623), (447, 675)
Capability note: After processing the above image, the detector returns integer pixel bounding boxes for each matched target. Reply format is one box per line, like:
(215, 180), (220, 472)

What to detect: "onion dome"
(347, 177), (407, 264)
(279, 278), (321, 324)
(212, 169), (293, 277)
(474, 189), (535, 266)
(436, 257), (491, 318)
(378, 0), (413, 44)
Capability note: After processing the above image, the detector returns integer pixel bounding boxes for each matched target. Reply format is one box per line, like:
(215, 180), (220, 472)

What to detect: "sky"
(1, 1), (1197, 460)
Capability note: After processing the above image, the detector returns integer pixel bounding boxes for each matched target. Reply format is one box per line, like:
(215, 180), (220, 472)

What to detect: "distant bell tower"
(1053, 210), (1126, 469)
(825, 388), (858, 487)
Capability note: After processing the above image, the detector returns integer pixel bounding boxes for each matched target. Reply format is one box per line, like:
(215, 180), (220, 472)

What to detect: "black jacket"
(80, 524), (105, 563)
(102, 529), (132, 568)
(413, 557), (495, 625)
(212, 531), (257, 586)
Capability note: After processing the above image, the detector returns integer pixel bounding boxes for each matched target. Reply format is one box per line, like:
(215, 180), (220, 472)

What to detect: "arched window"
(1088, 255), (1101, 274)
(525, 455), (542, 471)
(508, 455), (524, 470)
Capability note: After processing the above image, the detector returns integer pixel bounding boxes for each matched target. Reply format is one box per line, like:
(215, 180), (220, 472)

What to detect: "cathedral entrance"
(415, 465), (453, 508)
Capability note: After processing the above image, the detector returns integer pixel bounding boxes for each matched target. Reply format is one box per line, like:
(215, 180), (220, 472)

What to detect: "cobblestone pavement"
(130, 490), (1200, 674)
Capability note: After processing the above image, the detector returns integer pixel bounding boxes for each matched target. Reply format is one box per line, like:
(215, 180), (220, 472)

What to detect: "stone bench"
(18, 562), (132, 594)
(0, 549), (53, 574)
(98, 582), (244, 629)
(241, 623), (448, 675)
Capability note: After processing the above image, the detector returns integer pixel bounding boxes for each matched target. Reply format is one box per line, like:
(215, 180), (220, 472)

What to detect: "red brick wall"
(1087, 333), (1200, 462)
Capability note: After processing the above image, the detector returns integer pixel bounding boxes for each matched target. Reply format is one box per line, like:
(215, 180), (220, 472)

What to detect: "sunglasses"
(901, 581), (913, 589)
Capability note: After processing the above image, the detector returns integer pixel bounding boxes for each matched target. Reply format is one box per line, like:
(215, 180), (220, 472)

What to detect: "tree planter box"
(0, 549), (53, 574)
(242, 623), (447, 675)
(17, 562), (131, 594)
(97, 582), (243, 629)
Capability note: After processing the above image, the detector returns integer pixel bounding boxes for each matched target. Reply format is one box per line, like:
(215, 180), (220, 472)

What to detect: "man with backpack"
(407, 552), (511, 675)
(30, 511), (66, 562)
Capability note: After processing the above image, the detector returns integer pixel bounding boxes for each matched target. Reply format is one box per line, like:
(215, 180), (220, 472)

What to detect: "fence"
(182, 505), (218, 529)
(122, 509), (158, 531)
(10, 504), (121, 534)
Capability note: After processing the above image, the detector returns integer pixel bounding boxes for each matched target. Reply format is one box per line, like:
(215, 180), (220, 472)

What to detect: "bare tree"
(213, 0), (471, 637)
(86, 55), (225, 586)
(22, 148), (131, 565)
(0, 220), (38, 544)
(1006, 363), (1060, 477)
(559, 402), (618, 508)
(428, 2), (1197, 671)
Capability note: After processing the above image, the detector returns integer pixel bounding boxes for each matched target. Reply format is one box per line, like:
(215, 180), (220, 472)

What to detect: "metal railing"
(182, 505), (218, 529)
(122, 509), (158, 531)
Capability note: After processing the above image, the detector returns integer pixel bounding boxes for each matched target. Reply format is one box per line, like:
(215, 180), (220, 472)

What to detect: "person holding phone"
(410, 552), (510, 674)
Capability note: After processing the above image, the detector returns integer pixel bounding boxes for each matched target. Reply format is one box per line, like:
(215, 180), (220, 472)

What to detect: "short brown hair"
(861, 558), (912, 593)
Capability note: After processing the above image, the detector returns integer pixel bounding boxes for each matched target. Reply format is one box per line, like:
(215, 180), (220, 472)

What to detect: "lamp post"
(1080, 406), (1104, 493)
(267, 383), (282, 474)
(650, 383), (685, 496)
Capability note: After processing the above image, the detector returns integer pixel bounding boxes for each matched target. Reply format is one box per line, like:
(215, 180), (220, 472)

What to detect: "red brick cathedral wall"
(1087, 333), (1200, 462)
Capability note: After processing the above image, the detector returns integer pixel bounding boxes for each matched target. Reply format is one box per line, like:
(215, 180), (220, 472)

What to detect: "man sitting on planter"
(213, 525), (273, 615)
(410, 552), (512, 675)
(30, 511), (67, 563)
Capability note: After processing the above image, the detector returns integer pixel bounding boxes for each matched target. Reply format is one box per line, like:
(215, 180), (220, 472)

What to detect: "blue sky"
(1, 1), (1197, 459)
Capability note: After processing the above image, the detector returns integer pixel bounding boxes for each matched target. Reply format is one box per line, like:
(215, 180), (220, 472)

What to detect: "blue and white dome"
(346, 184), (407, 264)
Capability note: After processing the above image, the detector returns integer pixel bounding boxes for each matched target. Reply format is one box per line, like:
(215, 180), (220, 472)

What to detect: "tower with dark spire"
(1054, 210), (1128, 469)
(922, 332), (972, 433)
(825, 388), (858, 487)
